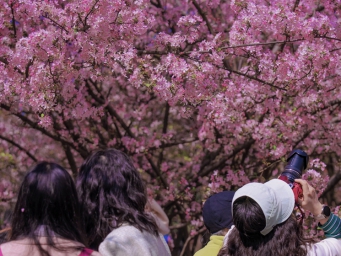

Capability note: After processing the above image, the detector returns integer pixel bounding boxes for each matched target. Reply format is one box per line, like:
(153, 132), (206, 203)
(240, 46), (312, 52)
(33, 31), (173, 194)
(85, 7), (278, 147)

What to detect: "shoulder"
(194, 236), (224, 256)
(99, 225), (141, 253)
(90, 251), (102, 256)
(306, 238), (341, 256)
(193, 248), (203, 256)
(99, 225), (171, 256)
(0, 239), (31, 255)
(104, 225), (144, 240)
(0, 239), (30, 246)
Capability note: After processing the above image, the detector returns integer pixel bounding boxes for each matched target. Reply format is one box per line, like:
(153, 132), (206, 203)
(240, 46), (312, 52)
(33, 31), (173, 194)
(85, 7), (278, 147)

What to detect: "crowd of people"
(0, 149), (171, 256)
(0, 148), (340, 256)
(197, 179), (341, 256)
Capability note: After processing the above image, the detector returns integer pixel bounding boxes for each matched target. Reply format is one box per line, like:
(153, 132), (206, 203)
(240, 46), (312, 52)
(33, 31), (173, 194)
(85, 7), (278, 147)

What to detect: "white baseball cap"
(232, 179), (295, 235)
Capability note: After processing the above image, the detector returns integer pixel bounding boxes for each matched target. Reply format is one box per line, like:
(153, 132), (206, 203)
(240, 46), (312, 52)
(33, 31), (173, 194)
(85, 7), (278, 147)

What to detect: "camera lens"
(281, 149), (309, 183)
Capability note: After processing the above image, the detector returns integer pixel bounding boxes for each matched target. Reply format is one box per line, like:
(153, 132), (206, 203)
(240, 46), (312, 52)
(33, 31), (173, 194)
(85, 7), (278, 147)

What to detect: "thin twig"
(225, 65), (287, 91)
(192, 0), (213, 34)
(0, 104), (87, 158)
(179, 226), (207, 256)
(330, 47), (341, 53)
(25, 58), (34, 79)
(197, 139), (256, 178)
(220, 39), (304, 49)
(83, 0), (100, 31)
(0, 227), (11, 234)
(10, 3), (17, 39)
(320, 170), (341, 198)
(292, 0), (300, 12)
(42, 14), (69, 34)
(157, 103), (170, 168)
(317, 35), (341, 42)
(62, 144), (78, 178)
(0, 134), (38, 162)
(149, 138), (198, 151)
(0, 57), (9, 65)
(84, 80), (168, 188)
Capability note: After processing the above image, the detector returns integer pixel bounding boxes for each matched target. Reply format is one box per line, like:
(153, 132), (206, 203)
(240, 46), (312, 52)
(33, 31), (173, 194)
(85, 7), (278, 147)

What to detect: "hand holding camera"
(294, 179), (321, 213)
(294, 179), (331, 224)
(278, 149), (331, 224)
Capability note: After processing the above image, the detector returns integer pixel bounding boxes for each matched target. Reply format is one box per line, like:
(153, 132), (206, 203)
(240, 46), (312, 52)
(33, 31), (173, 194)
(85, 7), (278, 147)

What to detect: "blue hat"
(202, 191), (235, 234)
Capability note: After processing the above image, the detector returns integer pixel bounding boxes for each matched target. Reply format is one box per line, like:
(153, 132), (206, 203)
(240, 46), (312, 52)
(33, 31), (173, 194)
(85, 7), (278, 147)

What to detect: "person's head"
(10, 162), (86, 254)
(76, 148), (158, 249)
(202, 191), (235, 236)
(218, 179), (311, 256)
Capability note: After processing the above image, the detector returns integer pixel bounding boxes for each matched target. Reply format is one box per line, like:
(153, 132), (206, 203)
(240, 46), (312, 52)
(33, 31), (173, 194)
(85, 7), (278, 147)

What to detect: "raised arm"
(145, 199), (170, 235)
(295, 179), (341, 238)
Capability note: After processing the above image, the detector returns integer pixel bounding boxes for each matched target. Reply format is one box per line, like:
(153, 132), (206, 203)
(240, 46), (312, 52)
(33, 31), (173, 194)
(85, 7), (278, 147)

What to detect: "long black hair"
(9, 162), (87, 256)
(218, 196), (313, 256)
(76, 148), (158, 249)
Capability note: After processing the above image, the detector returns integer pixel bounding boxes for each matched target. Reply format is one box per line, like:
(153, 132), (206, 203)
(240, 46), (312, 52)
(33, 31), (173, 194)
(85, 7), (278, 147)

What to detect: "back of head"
(202, 191), (235, 235)
(10, 162), (85, 253)
(232, 196), (266, 240)
(76, 148), (158, 249)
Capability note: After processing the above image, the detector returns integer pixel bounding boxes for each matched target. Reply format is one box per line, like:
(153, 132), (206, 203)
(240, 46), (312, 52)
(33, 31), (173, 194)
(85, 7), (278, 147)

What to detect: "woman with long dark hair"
(0, 162), (101, 256)
(218, 179), (341, 256)
(76, 148), (171, 256)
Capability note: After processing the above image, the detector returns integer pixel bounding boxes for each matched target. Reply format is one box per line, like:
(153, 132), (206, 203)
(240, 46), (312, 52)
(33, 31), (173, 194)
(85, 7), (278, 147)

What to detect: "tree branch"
(145, 154), (168, 189)
(162, 103), (169, 134)
(106, 105), (136, 138)
(84, 79), (135, 137)
(330, 47), (341, 53)
(82, 0), (100, 31)
(62, 144), (78, 178)
(220, 60), (287, 91)
(10, 3), (17, 39)
(157, 103), (170, 168)
(150, 0), (163, 8)
(196, 139), (255, 179)
(320, 170), (341, 199)
(0, 134), (38, 162)
(192, 0), (213, 34)
(84, 80), (168, 188)
(221, 39), (304, 49)
(179, 226), (207, 256)
(316, 35), (341, 42)
(41, 13), (69, 34)
(148, 138), (199, 151)
(0, 103), (88, 158)
(292, 0), (300, 12)
(0, 57), (9, 65)
(199, 145), (223, 174)
(309, 99), (341, 115)
(25, 58), (34, 79)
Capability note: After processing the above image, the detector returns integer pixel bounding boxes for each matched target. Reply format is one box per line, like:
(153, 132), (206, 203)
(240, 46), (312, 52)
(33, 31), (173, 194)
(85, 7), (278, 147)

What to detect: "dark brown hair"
(10, 162), (86, 256)
(218, 196), (312, 256)
(76, 148), (158, 249)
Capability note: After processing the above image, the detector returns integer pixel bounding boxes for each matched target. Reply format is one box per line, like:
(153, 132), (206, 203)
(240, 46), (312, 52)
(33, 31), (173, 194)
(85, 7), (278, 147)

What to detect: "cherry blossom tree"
(1, 0), (341, 254)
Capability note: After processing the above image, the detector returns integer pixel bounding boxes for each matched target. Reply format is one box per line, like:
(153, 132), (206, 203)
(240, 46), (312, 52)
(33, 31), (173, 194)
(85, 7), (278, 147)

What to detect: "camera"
(278, 149), (309, 204)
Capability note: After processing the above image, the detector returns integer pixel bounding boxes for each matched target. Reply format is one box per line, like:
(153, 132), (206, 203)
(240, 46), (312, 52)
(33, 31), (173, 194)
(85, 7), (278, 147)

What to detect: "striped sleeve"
(319, 213), (341, 238)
